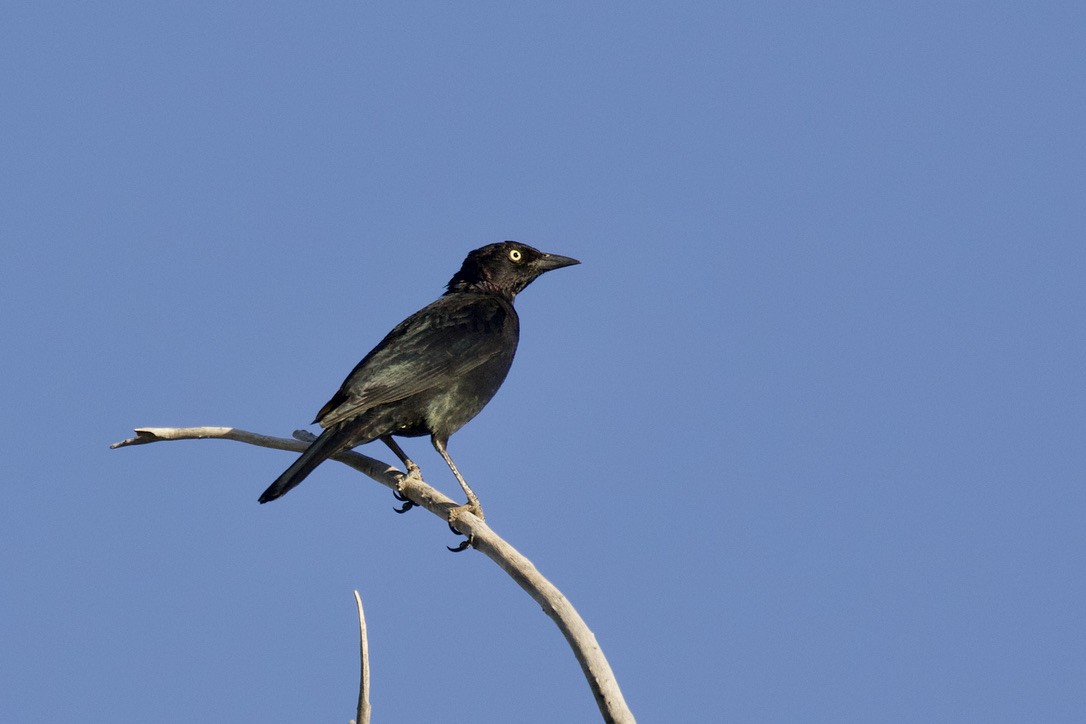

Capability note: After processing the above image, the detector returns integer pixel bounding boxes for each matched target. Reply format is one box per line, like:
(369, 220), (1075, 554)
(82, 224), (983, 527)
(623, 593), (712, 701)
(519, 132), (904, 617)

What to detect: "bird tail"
(258, 427), (344, 503)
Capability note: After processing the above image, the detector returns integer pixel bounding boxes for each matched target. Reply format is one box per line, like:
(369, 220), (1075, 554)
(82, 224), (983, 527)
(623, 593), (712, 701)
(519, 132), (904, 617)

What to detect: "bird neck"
(446, 278), (516, 301)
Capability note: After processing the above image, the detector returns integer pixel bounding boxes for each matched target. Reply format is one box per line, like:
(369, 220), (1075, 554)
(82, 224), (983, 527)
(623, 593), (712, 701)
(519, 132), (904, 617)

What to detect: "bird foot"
(392, 464), (423, 514)
(448, 499), (484, 522)
(445, 500), (484, 552)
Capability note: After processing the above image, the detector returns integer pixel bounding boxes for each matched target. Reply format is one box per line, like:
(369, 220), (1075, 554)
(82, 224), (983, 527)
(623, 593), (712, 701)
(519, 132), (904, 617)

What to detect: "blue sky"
(3, 2), (1084, 722)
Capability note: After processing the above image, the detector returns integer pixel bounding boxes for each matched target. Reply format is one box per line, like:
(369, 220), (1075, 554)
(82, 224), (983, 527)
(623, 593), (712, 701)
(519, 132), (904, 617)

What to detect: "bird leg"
(431, 436), (484, 519)
(431, 436), (483, 550)
(382, 436), (421, 513)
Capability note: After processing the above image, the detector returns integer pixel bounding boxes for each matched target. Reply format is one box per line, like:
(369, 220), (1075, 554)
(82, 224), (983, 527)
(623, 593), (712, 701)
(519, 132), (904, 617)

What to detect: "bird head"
(446, 241), (580, 299)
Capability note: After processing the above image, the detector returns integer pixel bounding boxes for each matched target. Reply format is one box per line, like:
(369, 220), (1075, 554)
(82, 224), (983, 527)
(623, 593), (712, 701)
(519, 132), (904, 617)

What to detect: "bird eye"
(508, 249), (522, 262)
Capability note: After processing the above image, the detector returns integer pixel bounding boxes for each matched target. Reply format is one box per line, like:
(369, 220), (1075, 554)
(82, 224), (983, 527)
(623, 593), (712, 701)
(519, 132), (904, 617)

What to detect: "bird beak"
(535, 252), (581, 272)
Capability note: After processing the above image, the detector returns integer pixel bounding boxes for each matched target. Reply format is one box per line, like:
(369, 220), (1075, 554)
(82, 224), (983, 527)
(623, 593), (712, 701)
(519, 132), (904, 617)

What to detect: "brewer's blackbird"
(258, 241), (579, 522)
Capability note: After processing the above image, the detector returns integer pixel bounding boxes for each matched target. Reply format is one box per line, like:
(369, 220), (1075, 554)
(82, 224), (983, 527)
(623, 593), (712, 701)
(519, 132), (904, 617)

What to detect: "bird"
(258, 241), (580, 524)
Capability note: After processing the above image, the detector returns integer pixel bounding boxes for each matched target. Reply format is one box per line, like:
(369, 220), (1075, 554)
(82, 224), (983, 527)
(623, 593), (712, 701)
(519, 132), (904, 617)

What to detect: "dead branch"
(352, 590), (371, 724)
(112, 426), (634, 723)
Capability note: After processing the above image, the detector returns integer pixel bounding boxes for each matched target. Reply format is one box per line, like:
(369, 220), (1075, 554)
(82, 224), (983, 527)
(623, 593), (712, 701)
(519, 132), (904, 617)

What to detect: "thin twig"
(353, 590), (371, 724)
(112, 426), (635, 723)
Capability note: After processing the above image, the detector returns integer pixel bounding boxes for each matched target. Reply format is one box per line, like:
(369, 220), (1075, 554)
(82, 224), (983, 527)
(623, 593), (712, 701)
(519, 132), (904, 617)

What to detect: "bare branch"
(112, 427), (397, 486)
(353, 590), (371, 724)
(112, 426), (635, 723)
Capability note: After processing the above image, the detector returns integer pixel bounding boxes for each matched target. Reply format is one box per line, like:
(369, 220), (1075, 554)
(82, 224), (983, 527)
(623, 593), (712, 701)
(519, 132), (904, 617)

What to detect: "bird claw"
(392, 465), (423, 513)
(446, 521), (473, 552)
(445, 501), (483, 552)
(392, 488), (415, 514)
(447, 537), (472, 553)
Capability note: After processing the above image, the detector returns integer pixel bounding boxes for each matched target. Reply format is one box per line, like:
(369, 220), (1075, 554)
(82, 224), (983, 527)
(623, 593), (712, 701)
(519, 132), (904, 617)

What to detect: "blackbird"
(258, 241), (579, 523)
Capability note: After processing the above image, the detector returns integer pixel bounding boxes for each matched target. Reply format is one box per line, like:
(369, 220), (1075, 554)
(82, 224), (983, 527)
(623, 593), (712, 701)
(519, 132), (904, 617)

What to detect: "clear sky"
(3, 2), (1084, 722)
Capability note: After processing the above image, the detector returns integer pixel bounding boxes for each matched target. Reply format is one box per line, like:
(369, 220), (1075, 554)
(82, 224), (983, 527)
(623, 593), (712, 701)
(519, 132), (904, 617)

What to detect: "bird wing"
(315, 294), (515, 428)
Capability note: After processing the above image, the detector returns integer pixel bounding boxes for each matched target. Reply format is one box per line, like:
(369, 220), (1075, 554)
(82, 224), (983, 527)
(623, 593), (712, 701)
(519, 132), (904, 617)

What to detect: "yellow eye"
(508, 249), (522, 262)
